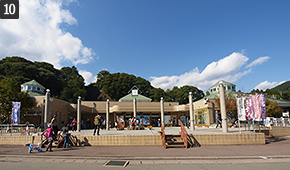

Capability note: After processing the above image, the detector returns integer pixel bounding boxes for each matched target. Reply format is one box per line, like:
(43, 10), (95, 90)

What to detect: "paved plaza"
(1, 127), (290, 165)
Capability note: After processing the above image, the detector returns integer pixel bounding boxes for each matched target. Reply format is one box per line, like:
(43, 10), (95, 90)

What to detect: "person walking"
(86, 118), (91, 129)
(45, 123), (54, 152)
(72, 118), (77, 131)
(50, 115), (58, 137)
(93, 113), (102, 136)
(216, 115), (222, 128)
(59, 123), (70, 148)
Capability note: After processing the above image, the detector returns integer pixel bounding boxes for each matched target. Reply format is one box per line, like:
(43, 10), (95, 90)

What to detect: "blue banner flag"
(12, 102), (21, 125)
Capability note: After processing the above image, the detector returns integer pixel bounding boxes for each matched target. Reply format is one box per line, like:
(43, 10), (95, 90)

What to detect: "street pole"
(133, 97), (137, 118)
(106, 99), (109, 130)
(189, 92), (195, 130)
(77, 96), (81, 132)
(160, 97), (165, 129)
(219, 82), (228, 133)
(44, 89), (50, 129)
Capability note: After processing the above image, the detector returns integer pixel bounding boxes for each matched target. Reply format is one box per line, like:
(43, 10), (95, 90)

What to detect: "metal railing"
(179, 121), (188, 149)
(0, 124), (41, 136)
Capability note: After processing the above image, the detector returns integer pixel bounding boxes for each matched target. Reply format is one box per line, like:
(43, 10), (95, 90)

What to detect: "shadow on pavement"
(265, 137), (286, 144)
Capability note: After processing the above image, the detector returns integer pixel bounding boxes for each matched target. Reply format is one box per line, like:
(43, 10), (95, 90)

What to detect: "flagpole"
(238, 120), (240, 134)
(253, 120), (255, 133)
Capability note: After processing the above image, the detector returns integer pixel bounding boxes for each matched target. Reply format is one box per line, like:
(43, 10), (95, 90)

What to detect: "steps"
(165, 134), (186, 148)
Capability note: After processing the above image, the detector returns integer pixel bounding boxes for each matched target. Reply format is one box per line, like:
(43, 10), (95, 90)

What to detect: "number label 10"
(0, 0), (19, 19)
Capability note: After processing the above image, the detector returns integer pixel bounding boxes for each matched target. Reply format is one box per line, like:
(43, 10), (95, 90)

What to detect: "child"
(45, 123), (54, 152)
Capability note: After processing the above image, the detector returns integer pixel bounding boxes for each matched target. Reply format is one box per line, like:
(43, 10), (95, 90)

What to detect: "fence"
(264, 117), (290, 127)
(0, 124), (41, 136)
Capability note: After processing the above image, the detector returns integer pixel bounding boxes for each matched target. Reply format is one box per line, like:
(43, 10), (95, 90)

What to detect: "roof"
(22, 79), (45, 89)
(210, 80), (236, 89)
(119, 93), (152, 102)
(199, 90), (237, 101)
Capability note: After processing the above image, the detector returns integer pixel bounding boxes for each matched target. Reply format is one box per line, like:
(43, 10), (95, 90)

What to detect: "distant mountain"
(271, 81), (290, 92)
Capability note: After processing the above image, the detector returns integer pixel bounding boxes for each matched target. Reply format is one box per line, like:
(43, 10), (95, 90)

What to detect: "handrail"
(179, 121), (188, 148)
(160, 122), (166, 149)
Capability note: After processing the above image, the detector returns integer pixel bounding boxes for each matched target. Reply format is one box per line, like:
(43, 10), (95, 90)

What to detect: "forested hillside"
(272, 81), (290, 92)
(0, 56), (205, 104)
(0, 56), (86, 103)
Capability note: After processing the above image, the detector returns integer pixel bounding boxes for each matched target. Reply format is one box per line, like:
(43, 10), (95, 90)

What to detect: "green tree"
(95, 71), (154, 101)
(0, 56), (63, 98)
(166, 85), (204, 104)
(59, 66), (87, 103)
(0, 78), (34, 124)
(266, 99), (283, 117)
(149, 88), (167, 102)
(282, 91), (290, 101)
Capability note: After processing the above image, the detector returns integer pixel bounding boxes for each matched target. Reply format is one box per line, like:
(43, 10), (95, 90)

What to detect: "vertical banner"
(260, 94), (267, 119)
(245, 97), (253, 120)
(12, 102), (21, 125)
(236, 96), (246, 121)
(252, 95), (262, 121)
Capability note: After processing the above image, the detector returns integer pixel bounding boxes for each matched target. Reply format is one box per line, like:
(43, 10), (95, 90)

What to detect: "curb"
(2, 154), (290, 161)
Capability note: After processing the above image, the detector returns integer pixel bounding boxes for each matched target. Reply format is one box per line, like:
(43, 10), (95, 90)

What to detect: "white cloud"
(150, 52), (251, 91)
(79, 70), (97, 85)
(246, 56), (270, 68)
(255, 81), (286, 90)
(0, 0), (94, 68)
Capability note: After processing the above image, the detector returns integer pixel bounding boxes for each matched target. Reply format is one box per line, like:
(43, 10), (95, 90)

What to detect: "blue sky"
(1, 0), (290, 92)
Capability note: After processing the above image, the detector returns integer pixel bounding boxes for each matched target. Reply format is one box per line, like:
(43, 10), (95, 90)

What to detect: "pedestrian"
(186, 117), (190, 129)
(230, 117), (236, 128)
(45, 123), (54, 152)
(72, 118), (77, 131)
(131, 117), (136, 129)
(86, 118), (91, 129)
(216, 115), (222, 128)
(81, 120), (84, 129)
(102, 118), (106, 129)
(140, 118), (144, 127)
(59, 123), (70, 148)
(173, 117), (176, 127)
(93, 113), (102, 135)
(50, 115), (58, 138)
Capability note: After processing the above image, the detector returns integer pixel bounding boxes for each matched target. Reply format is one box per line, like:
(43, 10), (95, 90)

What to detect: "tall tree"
(214, 91), (237, 118)
(95, 71), (154, 101)
(265, 99), (283, 117)
(149, 88), (167, 102)
(59, 66), (87, 103)
(166, 85), (204, 104)
(0, 78), (34, 124)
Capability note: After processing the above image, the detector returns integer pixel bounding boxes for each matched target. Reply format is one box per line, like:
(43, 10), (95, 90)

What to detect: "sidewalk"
(0, 135), (290, 160)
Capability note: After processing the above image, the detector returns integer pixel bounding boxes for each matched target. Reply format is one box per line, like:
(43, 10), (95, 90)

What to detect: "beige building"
(23, 80), (238, 128)
(192, 80), (237, 125)
(23, 80), (191, 128)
